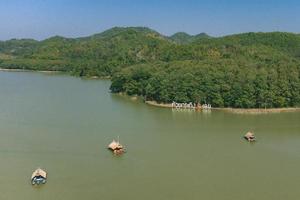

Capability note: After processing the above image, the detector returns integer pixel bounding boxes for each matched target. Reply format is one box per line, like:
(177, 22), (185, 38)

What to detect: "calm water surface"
(0, 71), (299, 200)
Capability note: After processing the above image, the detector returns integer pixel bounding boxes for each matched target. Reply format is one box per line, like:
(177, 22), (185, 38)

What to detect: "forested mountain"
(0, 27), (299, 108)
(169, 32), (210, 44)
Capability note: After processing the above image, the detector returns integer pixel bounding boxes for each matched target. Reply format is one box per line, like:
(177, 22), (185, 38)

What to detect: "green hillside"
(0, 27), (299, 108)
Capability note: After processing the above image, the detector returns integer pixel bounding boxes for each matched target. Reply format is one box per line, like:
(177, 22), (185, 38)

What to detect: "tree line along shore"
(1, 27), (300, 109)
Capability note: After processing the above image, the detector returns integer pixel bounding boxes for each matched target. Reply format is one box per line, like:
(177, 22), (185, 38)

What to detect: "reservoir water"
(0, 71), (299, 200)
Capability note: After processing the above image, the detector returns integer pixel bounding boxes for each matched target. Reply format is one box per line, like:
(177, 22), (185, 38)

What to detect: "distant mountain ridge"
(0, 27), (299, 73)
(169, 32), (211, 44)
(1, 27), (210, 43)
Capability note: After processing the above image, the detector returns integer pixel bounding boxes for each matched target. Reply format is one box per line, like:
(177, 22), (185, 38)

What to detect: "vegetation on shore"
(1, 27), (300, 108)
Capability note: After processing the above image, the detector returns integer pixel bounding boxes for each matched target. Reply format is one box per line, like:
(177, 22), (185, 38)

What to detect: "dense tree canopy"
(0, 27), (299, 108)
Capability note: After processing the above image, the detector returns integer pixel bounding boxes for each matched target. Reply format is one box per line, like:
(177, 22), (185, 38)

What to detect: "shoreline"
(0, 68), (61, 73)
(2, 69), (299, 114)
(0, 68), (111, 79)
(145, 101), (300, 114)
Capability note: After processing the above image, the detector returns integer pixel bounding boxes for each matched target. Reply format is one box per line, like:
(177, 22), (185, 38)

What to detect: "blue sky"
(0, 0), (299, 40)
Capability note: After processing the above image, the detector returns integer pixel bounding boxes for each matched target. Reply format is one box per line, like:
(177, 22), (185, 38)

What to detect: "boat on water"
(244, 132), (256, 142)
(31, 168), (47, 185)
(108, 140), (125, 155)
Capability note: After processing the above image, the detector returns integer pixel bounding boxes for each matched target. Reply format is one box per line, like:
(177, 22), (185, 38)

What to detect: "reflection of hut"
(108, 140), (125, 155)
(31, 168), (47, 185)
(244, 132), (256, 142)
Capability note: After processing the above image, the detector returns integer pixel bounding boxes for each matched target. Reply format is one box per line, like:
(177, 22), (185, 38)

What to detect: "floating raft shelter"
(244, 132), (256, 142)
(108, 140), (125, 155)
(31, 168), (47, 185)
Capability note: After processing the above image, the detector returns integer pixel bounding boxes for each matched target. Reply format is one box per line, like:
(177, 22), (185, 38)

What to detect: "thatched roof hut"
(245, 132), (254, 138)
(108, 140), (123, 150)
(31, 168), (47, 180)
(244, 131), (256, 142)
(108, 140), (125, 155)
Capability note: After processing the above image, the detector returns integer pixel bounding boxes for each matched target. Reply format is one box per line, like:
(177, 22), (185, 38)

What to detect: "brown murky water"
(0, 71), (299, 200)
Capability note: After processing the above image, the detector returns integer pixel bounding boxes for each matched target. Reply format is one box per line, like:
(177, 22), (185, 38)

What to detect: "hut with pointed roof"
(31, 168), (47, 185)
(244, 131), (256, 142)
(108, 140), (124, 154)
